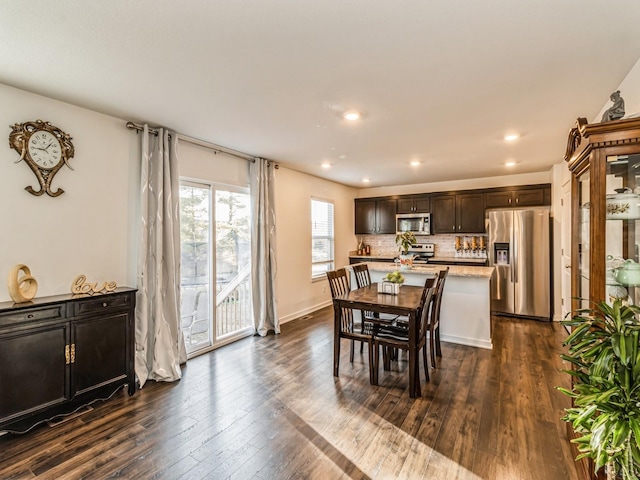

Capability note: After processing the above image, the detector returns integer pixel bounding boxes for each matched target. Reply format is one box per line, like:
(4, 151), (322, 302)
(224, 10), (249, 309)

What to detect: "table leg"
(408, 311), (421, 398)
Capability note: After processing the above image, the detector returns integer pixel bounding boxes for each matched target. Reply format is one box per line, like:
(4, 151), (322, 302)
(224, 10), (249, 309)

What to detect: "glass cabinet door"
(605, 154), (640, 305)
(577, 170), (590, 309)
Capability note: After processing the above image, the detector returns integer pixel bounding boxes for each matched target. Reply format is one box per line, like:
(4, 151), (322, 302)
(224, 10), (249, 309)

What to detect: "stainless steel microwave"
(396, 213), (431, 235)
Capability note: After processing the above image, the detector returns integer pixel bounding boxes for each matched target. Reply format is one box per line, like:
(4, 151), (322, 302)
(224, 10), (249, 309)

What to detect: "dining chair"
(428, 267), (449, 368)
(372, 277), (436, 388)
(326, 268), (374, 383)
(351, 264), (398, 353)
(391, 267), (449, 369)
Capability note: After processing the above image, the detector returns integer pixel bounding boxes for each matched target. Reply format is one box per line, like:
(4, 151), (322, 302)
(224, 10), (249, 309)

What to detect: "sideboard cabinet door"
(73, 313), (128, 396)
(0, 322), (70, 424)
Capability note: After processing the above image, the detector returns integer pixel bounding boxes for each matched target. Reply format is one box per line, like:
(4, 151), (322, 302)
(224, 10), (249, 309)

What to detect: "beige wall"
(0, 83), (139, 302)
(275, 168), (357, 322)
(358, 171), (551, 198)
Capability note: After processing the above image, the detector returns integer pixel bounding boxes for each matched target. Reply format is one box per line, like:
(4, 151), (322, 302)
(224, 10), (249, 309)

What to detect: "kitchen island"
(348, 262), (493, 349)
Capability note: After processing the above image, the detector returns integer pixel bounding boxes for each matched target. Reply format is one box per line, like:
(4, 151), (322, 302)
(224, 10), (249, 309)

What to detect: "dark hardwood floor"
(0, 308), (580, 479)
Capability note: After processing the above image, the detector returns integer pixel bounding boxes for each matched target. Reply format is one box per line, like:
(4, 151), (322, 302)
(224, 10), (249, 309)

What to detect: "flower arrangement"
(395, 231), (417, 254)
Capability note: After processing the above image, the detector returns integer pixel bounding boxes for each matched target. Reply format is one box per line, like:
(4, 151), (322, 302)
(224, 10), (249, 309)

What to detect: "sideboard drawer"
(73, 293), (131, 316)
(0, 305), (66, 328)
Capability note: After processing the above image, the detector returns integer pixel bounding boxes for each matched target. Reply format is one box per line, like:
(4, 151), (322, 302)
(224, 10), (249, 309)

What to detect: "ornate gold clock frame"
(9, 119), (75, 197)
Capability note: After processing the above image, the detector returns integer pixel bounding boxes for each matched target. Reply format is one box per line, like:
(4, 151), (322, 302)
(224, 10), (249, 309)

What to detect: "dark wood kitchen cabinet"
(355, 198), (397, 234)
(484, 185), (551, 208)
(431, 192), (485, 233)
(396, 194), (430, 214)
(0, 288), (136, 433)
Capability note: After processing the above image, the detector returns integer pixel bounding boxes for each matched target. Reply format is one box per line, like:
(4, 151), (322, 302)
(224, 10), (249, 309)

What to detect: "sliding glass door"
(179, 181), (253, 356)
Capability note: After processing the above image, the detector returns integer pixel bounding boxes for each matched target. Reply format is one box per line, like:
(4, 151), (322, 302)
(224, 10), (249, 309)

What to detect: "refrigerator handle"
(510, 223), (516, 283)
(512, 216), (518, 283)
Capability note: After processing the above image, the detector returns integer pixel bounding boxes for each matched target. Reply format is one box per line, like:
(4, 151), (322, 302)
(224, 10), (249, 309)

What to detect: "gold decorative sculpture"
(7, 264), (38, 303)
(71, 275), (117, 295)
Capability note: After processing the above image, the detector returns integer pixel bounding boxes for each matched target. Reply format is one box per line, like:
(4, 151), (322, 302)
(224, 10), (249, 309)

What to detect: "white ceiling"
(1, 1), (640, 188)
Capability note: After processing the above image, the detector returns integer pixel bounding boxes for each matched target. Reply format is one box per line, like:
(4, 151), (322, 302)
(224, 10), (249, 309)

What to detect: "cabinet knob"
(102, 302), (108, 307)
(27, 314), (34, 319)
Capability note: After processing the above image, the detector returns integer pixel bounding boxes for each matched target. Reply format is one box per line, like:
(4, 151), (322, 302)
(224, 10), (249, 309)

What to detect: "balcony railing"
(181, 264), (253, 352)
(216, 263), (253, 337)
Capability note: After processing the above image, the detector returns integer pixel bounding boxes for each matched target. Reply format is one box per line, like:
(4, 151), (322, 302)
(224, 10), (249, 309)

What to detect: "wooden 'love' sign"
(71, 275), (117, 295)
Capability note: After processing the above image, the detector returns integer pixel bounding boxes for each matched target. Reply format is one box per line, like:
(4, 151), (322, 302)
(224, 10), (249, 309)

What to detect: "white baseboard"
(440, 334), (492, 350)
(279, 300), (332, 325)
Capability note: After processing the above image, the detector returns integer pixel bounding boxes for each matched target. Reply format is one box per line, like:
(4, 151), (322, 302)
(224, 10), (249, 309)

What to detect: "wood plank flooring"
(0, 308), (580, 479)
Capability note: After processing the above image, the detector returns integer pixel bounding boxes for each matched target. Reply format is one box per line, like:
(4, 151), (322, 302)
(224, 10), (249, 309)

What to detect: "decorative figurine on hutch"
(601, 90), (625, 122)
(7, 264), (38, 303)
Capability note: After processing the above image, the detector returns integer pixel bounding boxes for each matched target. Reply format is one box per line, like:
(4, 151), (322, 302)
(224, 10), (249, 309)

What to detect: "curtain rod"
(126, 121), (278, 168)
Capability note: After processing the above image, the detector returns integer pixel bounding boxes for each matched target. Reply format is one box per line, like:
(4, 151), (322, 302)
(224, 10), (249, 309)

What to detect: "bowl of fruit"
(378, 271), (405, 294)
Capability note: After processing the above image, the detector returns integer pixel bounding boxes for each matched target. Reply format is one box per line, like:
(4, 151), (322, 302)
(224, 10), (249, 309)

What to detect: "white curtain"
(250, 158), (280, 336)
(135, 125), (187, 388)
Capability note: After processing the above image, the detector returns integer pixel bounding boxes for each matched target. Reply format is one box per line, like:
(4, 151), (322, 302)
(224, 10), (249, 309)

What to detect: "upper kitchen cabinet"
(396, 194), (430, 214)
(355, 198), (397, 234)
(484, 185), (551, 208)
(431, 192), (485, 234)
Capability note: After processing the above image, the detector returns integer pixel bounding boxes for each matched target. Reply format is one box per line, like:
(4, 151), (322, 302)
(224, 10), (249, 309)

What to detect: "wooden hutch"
(565, 116), (640, 479)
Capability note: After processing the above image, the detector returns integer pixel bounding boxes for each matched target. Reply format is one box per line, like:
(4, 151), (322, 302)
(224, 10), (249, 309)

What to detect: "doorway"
(179, 181), (253, 356)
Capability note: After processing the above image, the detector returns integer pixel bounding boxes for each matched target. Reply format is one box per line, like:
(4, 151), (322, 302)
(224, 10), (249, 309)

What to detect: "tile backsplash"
(355, 234), (487, 258)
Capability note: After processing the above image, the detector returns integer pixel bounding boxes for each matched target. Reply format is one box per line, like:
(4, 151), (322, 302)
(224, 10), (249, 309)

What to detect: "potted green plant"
(558, 299), (640, 480)
(395, 231), (417, 270)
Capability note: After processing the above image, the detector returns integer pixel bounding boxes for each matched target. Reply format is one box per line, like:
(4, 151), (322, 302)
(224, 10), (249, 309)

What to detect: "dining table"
(332, 282), (426, 398)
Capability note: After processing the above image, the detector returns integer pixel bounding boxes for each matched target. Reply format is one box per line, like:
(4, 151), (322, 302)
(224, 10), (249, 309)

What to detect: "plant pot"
(378, 281), (401, 295)
(398, 254), (414, 271)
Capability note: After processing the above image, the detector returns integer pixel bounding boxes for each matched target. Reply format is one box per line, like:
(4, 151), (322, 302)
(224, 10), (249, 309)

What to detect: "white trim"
(279, 300), (332, 324)
(439, 334), (492, 350)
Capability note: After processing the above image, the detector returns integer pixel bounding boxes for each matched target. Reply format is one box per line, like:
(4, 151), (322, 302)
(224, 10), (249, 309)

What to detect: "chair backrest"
(431, 267), (449, 329)
(326, 269), (354, 333)
(326, 268), (350, 297)
(352, 263), (372, 289)
(417, 277), (437, 339)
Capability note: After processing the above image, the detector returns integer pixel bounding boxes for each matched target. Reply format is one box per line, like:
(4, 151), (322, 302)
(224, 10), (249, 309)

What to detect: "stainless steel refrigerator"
(487, 208), (551, 320)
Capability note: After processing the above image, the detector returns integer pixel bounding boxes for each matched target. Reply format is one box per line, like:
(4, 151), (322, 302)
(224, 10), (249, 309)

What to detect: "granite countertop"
(349, 253), (397, 260)
(352, 261), (494, 279)
(430, 256), (488, 264)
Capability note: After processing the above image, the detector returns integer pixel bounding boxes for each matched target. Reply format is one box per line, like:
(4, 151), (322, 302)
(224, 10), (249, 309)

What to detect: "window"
(311, 198), (334, 279)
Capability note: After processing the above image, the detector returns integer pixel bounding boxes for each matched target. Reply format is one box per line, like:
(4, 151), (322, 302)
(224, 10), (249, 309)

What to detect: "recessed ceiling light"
(410, 160), (421, 167)
(321, 162), (331, 169)
(505, 161), (517, 167)
(362, 177), (371, 183)
(343, 111), (361, 121)
(504, 133), (520, 142)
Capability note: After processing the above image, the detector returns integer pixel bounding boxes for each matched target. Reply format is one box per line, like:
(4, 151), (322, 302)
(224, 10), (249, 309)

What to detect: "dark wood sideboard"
(0, 287), (136, 434)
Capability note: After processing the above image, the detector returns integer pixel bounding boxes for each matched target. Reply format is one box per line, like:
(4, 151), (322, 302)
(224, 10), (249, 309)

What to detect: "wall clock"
(9, 119), (75, 197)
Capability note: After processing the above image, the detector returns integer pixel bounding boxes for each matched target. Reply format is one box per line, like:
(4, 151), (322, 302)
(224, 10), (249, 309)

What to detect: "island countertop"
(353, 261), (494, 279)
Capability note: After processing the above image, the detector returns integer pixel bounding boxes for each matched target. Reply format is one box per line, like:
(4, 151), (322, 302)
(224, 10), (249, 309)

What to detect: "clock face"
(27, 130), (62, 169)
